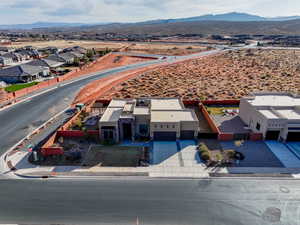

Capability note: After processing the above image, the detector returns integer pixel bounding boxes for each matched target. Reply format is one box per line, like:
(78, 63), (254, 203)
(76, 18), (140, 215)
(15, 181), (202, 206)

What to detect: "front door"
(123, 123), (132, 140)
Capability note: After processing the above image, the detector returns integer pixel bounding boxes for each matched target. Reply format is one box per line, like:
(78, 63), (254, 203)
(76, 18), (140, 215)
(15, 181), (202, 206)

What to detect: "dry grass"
(102, 49), (300, 100)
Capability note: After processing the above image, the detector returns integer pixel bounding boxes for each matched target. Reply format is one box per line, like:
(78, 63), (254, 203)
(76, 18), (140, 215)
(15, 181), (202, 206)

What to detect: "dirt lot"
(73, 54), (152, 104)
(8, 40), (127, 50)
(102, 49), (300, 100)
(126, 42), (209, 56)
(8, 40), (209, 55)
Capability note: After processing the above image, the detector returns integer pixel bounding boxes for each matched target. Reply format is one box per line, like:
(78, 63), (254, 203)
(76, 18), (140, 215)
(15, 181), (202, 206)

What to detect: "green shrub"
(201, 151), (211, 161)
(226, 150), (236, 160)
(215, 153), (223, 162)
(198, 143), (209, 152)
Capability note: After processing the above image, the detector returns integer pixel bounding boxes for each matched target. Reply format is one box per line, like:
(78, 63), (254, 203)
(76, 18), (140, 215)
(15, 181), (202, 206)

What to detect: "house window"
(139, 124), (148, 136)
(172, 125), (175, 128)
(256, 123), (261, 131)
(161, 125), (163, 129)
(166, 125), (169, 128)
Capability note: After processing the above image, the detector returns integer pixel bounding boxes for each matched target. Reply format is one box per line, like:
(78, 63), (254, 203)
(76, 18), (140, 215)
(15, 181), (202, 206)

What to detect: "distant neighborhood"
(0, 44), (96, 85)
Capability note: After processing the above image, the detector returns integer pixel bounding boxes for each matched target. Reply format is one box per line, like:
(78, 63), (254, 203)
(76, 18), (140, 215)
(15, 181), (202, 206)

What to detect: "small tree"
(73, 57), (80, 66)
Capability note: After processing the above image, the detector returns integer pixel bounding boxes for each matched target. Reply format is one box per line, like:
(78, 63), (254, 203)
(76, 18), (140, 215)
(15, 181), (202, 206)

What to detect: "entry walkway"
(265, 141), (300, 168)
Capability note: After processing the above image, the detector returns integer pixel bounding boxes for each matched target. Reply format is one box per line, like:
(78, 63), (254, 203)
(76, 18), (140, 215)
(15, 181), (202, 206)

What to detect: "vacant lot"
(126, 42), (208, 56)
(102, 49), (300, 100)
(8, 40), (127, 50)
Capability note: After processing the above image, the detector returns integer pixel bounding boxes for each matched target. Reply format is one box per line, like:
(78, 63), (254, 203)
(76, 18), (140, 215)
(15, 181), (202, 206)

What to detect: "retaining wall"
(0, 53), (113, 105)
(199, 103), (220, 134)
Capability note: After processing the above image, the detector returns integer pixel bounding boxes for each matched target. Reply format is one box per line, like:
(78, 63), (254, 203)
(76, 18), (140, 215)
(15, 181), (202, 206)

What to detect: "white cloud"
(0, 0), (299, 24)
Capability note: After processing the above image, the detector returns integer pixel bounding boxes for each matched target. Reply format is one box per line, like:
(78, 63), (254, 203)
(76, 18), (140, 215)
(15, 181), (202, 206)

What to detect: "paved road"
(0, 178), (298, 224)
(0, 59), (163, 153)
(0, 50), (220, 155)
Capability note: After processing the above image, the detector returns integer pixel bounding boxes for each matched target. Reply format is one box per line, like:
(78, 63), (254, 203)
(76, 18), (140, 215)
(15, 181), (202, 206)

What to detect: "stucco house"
(0, 64), (49, 83)
(239, 92), (300, 142)
(99, 98), (199, 143)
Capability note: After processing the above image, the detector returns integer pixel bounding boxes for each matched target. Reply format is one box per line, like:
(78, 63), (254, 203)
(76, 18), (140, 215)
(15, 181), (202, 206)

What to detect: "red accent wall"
(41, 147), (64, 156)
(202, 100), (240, 106)
(250, 133), (263, 141)
(218, 133), (234, 141)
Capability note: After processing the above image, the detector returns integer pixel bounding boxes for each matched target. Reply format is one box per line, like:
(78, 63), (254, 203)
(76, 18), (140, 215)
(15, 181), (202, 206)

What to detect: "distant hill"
(0, 22), (107, 30)
(1, 12), (300, 30)
(88, 19), (300, 36)
(138, 12), (300, 25)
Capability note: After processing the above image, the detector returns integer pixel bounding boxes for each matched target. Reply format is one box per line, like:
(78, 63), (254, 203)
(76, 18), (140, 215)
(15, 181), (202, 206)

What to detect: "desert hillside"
(102, 49), (300, 100)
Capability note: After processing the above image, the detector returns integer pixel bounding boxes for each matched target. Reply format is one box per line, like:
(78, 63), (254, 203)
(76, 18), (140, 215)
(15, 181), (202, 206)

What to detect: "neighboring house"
(69, 51), (84, 58)
(0, 46), (13, 52)
(38, 46), (60, 55)
(239, 92), (300, 142)
(0, 56), (14, 66)
(0, 64), (49, 83)
(63, 46), (87, 55)
(58, 52), (77, 64)
(15, 50), (32, 60)
(99, 98), (199, 143)
(27, 55), (65, 69)
(1, 52), (24, 63)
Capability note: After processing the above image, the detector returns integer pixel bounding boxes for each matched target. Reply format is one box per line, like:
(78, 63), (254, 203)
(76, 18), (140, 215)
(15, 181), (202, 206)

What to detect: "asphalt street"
(0, 178), (298, 224)
(0, 59), (164, 153)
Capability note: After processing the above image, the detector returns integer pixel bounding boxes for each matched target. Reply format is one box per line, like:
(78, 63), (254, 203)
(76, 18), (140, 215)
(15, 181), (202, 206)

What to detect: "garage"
(180, 131), (195, 140)
(286, 132), (300, 142)
(153, 132), (177, 141)
(265, 131), (280, 140)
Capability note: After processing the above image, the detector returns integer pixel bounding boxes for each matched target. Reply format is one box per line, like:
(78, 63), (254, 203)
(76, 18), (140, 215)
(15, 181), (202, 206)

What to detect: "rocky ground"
(102, 49), (300, 100)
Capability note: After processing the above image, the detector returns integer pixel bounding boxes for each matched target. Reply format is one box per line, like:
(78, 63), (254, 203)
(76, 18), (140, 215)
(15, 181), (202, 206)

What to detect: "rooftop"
(151, 110), (198, 123)
(133, 106), (150, 115)
(277, 109), (300, 120)
(100, 107), (123, 123)
(247, 93), (300, 107)
(259, 110), (279, 119)
(151, 98), (183, 111)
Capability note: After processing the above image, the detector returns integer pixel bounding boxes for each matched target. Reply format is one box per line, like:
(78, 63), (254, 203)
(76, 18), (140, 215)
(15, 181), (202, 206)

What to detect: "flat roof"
(151, 110), (198, 123)
(100, 107), (123, 123)
(276, 109), (300, 120)
(151, 98), (183, 111)
(108, 99), (128, 108)
(259, 110), (279, 119)
(248, 94), (300, 107)
(133, 106), (150, 115)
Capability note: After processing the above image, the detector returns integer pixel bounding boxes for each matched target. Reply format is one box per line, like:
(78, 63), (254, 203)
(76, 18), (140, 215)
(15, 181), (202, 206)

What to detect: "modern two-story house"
(99, 98), (199, 143)
(239, 92), (300, 142)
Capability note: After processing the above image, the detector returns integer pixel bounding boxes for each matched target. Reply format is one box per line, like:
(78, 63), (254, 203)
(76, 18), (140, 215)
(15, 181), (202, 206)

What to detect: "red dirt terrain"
(101, 49), (300, 100)
(73, 54), (150, 77)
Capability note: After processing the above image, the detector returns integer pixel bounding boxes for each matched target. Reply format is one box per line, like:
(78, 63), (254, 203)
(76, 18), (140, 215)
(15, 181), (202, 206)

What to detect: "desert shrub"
(201, 151), (211, 161)
(226, 149), (236, 160)
(215, 153), (223, 162)
(198, 142), (209, 153)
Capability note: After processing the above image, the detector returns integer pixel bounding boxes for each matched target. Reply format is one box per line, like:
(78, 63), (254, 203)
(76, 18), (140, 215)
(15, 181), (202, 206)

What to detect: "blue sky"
(0, 0), (300, 24)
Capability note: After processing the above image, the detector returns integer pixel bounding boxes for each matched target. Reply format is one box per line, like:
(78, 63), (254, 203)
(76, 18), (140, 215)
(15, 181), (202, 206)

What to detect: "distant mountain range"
(0, 12), (300, 30)
(0, 22), (108, 30)
(140, 12), (300, 24)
